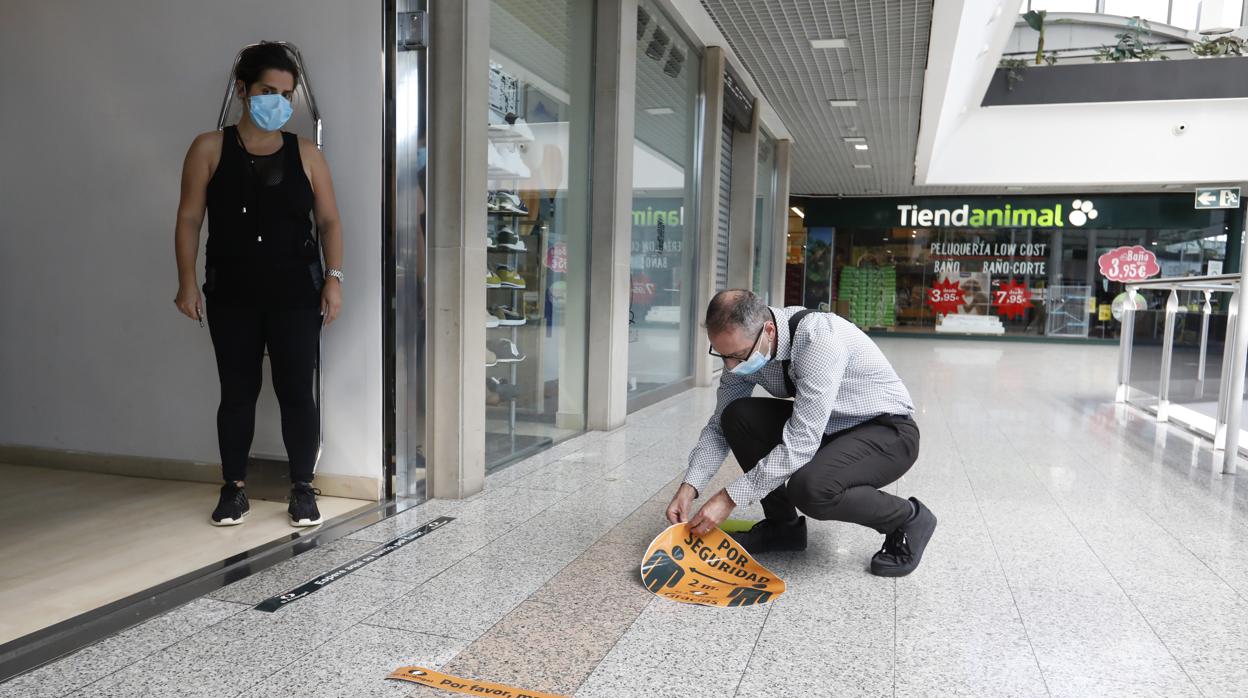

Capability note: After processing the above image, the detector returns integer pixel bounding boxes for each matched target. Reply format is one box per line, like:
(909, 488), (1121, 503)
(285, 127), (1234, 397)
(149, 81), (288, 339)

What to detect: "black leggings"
(207, 303), (321, 483)
(722, 398), (920, 534)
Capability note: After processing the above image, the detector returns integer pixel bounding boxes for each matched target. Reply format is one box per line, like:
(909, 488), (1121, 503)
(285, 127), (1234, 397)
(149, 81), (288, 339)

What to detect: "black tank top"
(204, 126), (320, 308)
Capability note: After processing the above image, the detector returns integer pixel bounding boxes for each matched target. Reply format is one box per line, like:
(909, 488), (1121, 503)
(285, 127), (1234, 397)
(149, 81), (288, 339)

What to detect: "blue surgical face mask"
(248, 93), (293, 131)
(729, 333), (770, 376)
(416, 146), (427, 171)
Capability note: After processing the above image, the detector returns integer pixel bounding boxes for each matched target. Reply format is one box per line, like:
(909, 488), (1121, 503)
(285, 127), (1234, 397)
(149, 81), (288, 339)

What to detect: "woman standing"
(173, 42), (343, 527)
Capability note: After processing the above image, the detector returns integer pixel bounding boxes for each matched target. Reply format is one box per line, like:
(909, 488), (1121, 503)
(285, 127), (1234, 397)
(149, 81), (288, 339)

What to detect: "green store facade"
(787, 193), (1243, 340)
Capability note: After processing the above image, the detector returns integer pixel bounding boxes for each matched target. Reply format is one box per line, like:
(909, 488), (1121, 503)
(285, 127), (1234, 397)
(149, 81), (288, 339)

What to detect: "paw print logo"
(1069, 199), (1098, 227)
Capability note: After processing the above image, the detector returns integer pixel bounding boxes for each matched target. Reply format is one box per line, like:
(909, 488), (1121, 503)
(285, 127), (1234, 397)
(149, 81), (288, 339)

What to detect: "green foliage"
(1190, 35), (1246, 57)
(1095, 16), (1170, 62)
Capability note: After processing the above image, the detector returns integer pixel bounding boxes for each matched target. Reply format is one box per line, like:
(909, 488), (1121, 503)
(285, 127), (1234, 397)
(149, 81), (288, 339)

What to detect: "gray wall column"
(556, 0), (596, 431)
(586, 0), (637, 431)
(727, 98), (760, 290)
(693, 47), (726, 388)
(770, 139), (792, 304)
(426, 0), (488, 498)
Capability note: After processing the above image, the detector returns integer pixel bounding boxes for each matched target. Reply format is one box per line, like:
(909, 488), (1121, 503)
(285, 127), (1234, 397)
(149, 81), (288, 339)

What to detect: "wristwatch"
(326, 268), (344, 284)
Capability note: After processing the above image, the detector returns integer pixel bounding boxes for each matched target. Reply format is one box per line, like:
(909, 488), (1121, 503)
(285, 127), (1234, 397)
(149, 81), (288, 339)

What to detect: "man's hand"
(688, 489), (737, 536)
(665, 483), (697, 525)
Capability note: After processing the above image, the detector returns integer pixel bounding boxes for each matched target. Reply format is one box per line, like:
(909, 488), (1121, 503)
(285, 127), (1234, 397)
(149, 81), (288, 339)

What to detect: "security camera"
(1174, 123), (1188, 135)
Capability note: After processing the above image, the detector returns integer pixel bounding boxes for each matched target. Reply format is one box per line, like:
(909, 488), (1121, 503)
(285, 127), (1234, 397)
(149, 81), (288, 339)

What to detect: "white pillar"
(425, 0), (489, 498)
(586, 0), (637, 431)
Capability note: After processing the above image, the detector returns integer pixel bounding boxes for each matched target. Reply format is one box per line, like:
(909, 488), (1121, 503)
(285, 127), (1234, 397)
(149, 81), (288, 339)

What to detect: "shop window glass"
(805, 196), (1231, 341)
(485, 0), (594, 469)
(627, 0), (702, 402)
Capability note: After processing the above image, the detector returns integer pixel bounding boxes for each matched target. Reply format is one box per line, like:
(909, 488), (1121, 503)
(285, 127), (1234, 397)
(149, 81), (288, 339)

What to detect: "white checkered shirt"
(684, 306), (916, 507)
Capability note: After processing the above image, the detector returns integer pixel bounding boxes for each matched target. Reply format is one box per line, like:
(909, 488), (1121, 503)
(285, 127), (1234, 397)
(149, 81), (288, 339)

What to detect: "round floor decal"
(640, 523), (786, 606)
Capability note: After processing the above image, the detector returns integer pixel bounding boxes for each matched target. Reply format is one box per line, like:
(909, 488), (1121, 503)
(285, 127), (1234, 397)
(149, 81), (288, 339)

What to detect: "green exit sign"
(1195, 187), (1241, 209)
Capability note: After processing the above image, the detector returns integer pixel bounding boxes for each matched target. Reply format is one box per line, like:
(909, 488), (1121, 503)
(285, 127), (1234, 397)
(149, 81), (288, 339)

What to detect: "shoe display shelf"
(486, 124), (535, 453)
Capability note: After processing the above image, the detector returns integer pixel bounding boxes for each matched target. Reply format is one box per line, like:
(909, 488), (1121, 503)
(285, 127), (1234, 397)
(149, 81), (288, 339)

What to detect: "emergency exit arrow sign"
(1195, 187), (1241, 209)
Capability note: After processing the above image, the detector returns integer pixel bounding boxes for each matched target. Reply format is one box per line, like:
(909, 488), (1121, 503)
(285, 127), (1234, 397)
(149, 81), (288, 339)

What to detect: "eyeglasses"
(709, 324), (765, 362)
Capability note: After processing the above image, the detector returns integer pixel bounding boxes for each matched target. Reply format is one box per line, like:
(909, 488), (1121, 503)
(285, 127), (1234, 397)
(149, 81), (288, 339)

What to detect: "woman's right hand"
(174, 283), (203, 322)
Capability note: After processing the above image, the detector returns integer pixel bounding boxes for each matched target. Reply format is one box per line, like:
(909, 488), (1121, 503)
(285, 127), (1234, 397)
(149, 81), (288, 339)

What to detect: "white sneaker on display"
(488, 338), (526, 363)
(496, 191), (529, 215)
(487, 141), (505, 173)
(499, 146), (530, 178)
(510, 118), (534, 141)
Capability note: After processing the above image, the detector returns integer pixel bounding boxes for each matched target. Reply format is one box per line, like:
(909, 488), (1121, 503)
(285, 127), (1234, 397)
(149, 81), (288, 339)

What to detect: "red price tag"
(993, 279), (1032, 320)
(544, 243), (568, 273)
(926, 279), (965, 316)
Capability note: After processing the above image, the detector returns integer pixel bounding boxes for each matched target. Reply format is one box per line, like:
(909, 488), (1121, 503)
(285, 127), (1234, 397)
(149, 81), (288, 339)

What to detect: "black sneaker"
(870, 497), (937, 577)
(211, 483), (249, 526)
(495, 227), (526, 251)
(288, 482), (323, 527)
(729, 516), (807, 554)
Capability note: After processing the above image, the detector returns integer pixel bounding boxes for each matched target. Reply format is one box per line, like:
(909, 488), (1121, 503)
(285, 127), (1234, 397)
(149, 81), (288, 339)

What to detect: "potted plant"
(999, 57), (1029, 90)
(1023, 10), (1048, 65)
(1191, 35), (1246, 57)
(1095, 16), (1170, 62)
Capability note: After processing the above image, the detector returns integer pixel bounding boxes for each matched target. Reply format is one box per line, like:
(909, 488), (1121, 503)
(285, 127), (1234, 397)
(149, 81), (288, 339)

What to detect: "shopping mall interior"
(3, 0), (1248, 696)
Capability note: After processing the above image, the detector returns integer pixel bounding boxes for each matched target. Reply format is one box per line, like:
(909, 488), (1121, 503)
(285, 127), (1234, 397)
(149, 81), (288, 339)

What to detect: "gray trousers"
(721, 398), (920, 534)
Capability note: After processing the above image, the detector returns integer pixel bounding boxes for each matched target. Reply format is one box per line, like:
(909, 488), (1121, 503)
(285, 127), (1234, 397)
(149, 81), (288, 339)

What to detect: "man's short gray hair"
(705, 289), (770, 336)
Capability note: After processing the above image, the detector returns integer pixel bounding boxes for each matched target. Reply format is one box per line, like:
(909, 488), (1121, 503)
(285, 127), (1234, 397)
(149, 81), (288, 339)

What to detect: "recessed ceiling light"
(1006, 186), (1024, 191)
(810, 38), (848, 49)
(842, 136), (867, 144)
(866, 189), (882, 194)
(854, 164), (872, 169)
(644, 107), (674, 115)
(854, 144), (869, 151)
(828, 100), (858, 107)
(1162, 184), (1182, 189)
(790, 206), (805, 219)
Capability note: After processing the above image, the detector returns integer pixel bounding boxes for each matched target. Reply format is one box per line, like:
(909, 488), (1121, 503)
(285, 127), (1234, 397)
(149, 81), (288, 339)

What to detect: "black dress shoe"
(730, 516), (808, 554)
(871, 497), (937, 577)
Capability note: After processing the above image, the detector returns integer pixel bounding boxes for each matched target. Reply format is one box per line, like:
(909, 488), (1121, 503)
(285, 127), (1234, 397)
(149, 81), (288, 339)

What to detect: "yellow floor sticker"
(640, 523), (786, 606)
(387, 666), (567, 698)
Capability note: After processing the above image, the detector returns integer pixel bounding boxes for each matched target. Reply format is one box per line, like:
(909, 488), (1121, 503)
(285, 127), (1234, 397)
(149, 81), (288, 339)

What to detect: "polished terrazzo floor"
(8, 339), (1248, 697)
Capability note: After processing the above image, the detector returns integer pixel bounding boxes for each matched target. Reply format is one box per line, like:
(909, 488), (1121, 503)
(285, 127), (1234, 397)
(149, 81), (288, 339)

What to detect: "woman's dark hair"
(235, 41), (300, 91)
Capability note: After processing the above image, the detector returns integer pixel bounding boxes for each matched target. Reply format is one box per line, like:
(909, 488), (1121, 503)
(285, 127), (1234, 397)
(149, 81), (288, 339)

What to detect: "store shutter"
(715, 114), (734, 291)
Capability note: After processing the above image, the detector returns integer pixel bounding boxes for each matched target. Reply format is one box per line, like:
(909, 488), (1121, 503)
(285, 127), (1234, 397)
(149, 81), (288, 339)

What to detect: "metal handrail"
(1125, 273), (1241, 292)
(1117, 272), (1243, 474)
(215, 42), (325, 471)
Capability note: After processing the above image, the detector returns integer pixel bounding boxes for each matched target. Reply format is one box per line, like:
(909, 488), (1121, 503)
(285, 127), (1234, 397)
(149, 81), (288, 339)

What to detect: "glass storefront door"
(627, 0), (703, 404)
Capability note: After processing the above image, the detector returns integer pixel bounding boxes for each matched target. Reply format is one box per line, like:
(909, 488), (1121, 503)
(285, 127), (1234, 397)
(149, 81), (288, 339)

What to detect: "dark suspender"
(781, 309), (814, 397)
